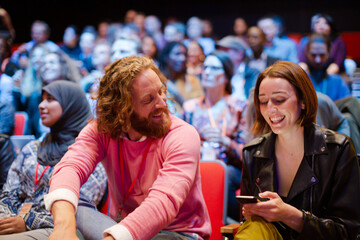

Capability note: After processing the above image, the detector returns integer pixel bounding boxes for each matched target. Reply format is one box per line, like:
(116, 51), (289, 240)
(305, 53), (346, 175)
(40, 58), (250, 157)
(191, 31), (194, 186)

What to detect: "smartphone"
(236, 195), (269, 204)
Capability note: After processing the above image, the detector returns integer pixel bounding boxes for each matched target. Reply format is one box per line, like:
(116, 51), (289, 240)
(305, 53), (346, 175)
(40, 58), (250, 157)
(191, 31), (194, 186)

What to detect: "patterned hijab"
(37, 80), (92, 166)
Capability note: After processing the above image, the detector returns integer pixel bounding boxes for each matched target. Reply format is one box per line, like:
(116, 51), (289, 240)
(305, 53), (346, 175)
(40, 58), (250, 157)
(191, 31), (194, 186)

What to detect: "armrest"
(220, 223), (240, 240)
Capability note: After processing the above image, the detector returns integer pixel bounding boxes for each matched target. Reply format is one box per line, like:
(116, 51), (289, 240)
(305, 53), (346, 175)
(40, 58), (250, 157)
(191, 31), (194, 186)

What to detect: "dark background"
(2, 0), (360, 44)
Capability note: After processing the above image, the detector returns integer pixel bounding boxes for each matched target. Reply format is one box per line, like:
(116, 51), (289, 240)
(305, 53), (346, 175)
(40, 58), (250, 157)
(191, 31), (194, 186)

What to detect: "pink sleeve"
(119, 124), (201, 240)
(48, 121), (107, 200)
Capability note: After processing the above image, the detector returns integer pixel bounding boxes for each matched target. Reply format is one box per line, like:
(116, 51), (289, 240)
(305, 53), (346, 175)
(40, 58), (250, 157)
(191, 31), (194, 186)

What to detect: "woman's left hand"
(242, 191), (304, 232)
(0, 216), (27, 234)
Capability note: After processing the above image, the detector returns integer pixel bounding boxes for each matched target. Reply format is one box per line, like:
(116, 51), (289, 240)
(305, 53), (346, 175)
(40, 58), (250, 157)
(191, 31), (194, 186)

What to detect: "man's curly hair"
(96, 56), (168, 139)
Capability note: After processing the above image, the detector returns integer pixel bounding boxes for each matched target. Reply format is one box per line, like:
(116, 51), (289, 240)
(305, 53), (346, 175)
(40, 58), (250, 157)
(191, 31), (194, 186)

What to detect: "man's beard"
(130, 107), (172, 139)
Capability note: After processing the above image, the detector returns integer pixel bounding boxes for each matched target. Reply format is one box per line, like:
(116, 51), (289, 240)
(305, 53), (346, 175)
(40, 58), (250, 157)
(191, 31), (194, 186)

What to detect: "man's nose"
(155, 94), (167, 108)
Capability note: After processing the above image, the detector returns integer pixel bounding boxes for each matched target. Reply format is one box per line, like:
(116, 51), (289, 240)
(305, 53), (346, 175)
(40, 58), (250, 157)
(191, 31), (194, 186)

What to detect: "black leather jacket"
(240, 124), (360, 240)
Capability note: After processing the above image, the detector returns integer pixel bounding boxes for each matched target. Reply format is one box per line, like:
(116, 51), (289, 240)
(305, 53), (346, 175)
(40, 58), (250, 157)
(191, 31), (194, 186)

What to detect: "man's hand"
(0, 216), (26, 235)
(48, 200), (79, 240)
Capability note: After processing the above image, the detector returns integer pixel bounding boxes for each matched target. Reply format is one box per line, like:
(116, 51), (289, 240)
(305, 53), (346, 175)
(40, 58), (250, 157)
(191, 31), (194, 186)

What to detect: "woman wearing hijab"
(0, 80), (107, 239)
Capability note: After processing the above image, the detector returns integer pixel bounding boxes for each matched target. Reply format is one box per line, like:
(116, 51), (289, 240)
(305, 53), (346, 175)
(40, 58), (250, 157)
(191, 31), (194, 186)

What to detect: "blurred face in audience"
(164, 25), (177, 42)
(247, 27), (266, 53)
(144, 16), (161, 34)
(134, 14), (146, 32)
(234, 18), (247, 36)
(313, 17), (331, 36)
(306, 41), (329, 70)
(168, 44), (186, 73)
(92, 44), (111, 70)
(111, 39), (138, 63)
(202, 20), (213, 37)
(187, 17), (203, 39)
(79, 32), (96, 55)
(63, 26), (78, 48)
(142, 36), (157, 59)
(98, 22), (109, 39)
(258, 18), (277, 42)
(31, 46), (47, 71)
(187, 41), (204, 66)
(39, 91), (63, 127)
(40, 53), (63, 85)
(31, 23), (49, 43)
(202, 55), (226, 89)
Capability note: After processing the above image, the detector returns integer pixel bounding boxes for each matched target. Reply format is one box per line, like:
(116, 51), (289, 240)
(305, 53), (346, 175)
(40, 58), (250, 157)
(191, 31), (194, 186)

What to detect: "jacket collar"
(253, 124), (328, 159)
(252, 124), (326, 202)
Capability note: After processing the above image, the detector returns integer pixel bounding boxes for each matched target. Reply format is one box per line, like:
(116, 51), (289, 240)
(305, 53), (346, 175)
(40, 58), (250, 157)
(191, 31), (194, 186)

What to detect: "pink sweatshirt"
(45, 116), (211, 240)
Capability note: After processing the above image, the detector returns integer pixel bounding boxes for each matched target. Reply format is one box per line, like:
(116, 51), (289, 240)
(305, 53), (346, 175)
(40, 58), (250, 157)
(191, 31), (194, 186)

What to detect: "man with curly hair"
(44, 56), (211, 240)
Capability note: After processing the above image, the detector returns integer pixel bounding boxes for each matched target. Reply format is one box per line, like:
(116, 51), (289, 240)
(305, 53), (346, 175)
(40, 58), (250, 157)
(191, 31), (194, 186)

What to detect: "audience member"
(44, 56), (211, 240)
(186, 40), (205, 79)
(133, 12), (146, 40)
(245, 26), (279, 72)
(159, 41), (204, 110)
(216, 35), (260, 100)
(233, 17), (248, 43)
(107, 23), (123, 44)
(257, 16), (298, 63)
(202, 19), (216, 40)
(141, 35), (159, 65)
(0, 34), (18, 122)
(80, 42), (111, 117)
(80, 42), (111, 92)
(0, 7), (15, 40)
(60, 25), (82, 60)
(110, 36), (140, 63)
(20, 44), (50, 98)
(0, 134), (15, 191)
(184, 16), (215, 56)
(26, 51), (81, 138)
(124, 9), (137, 24)
(11, 20), (59, 66)
(96, 20), (110, 44)
(79, 27), (97, 74)
(182, 50), (247, 221)
(163, 22), (186, 43)
(237, 61), (360, 240)
(298, 13), (347, 74)
(144, 15), (165, 50)
(304, 33), (350, 101)
(0, 80), (107, 240)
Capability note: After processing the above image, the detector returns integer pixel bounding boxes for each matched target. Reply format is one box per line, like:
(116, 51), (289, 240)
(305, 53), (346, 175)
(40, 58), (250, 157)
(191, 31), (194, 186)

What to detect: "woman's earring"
(301, 103), (305, 109)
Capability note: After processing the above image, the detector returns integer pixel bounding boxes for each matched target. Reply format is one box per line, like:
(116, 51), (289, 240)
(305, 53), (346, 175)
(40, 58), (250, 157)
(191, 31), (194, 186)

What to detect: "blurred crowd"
(1, 7), (359, 222)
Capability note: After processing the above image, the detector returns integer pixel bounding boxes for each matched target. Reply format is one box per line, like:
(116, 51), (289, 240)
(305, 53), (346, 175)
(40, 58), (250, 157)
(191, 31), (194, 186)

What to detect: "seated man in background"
(257, 15), (298, 63)
(110, 35), (140, 63)
(11, 20), (59, 66)
(245, 26), (279, 72)
(304, 33), (350, 101)
(44, 56), (211, 240)
(216, 35), (260, 100)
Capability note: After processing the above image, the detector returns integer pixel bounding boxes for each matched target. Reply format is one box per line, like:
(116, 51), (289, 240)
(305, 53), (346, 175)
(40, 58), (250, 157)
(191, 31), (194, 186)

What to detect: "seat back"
(341, 32), (360, 61)
(200, 160), (228, 240)
(14, 111), (29, 135)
